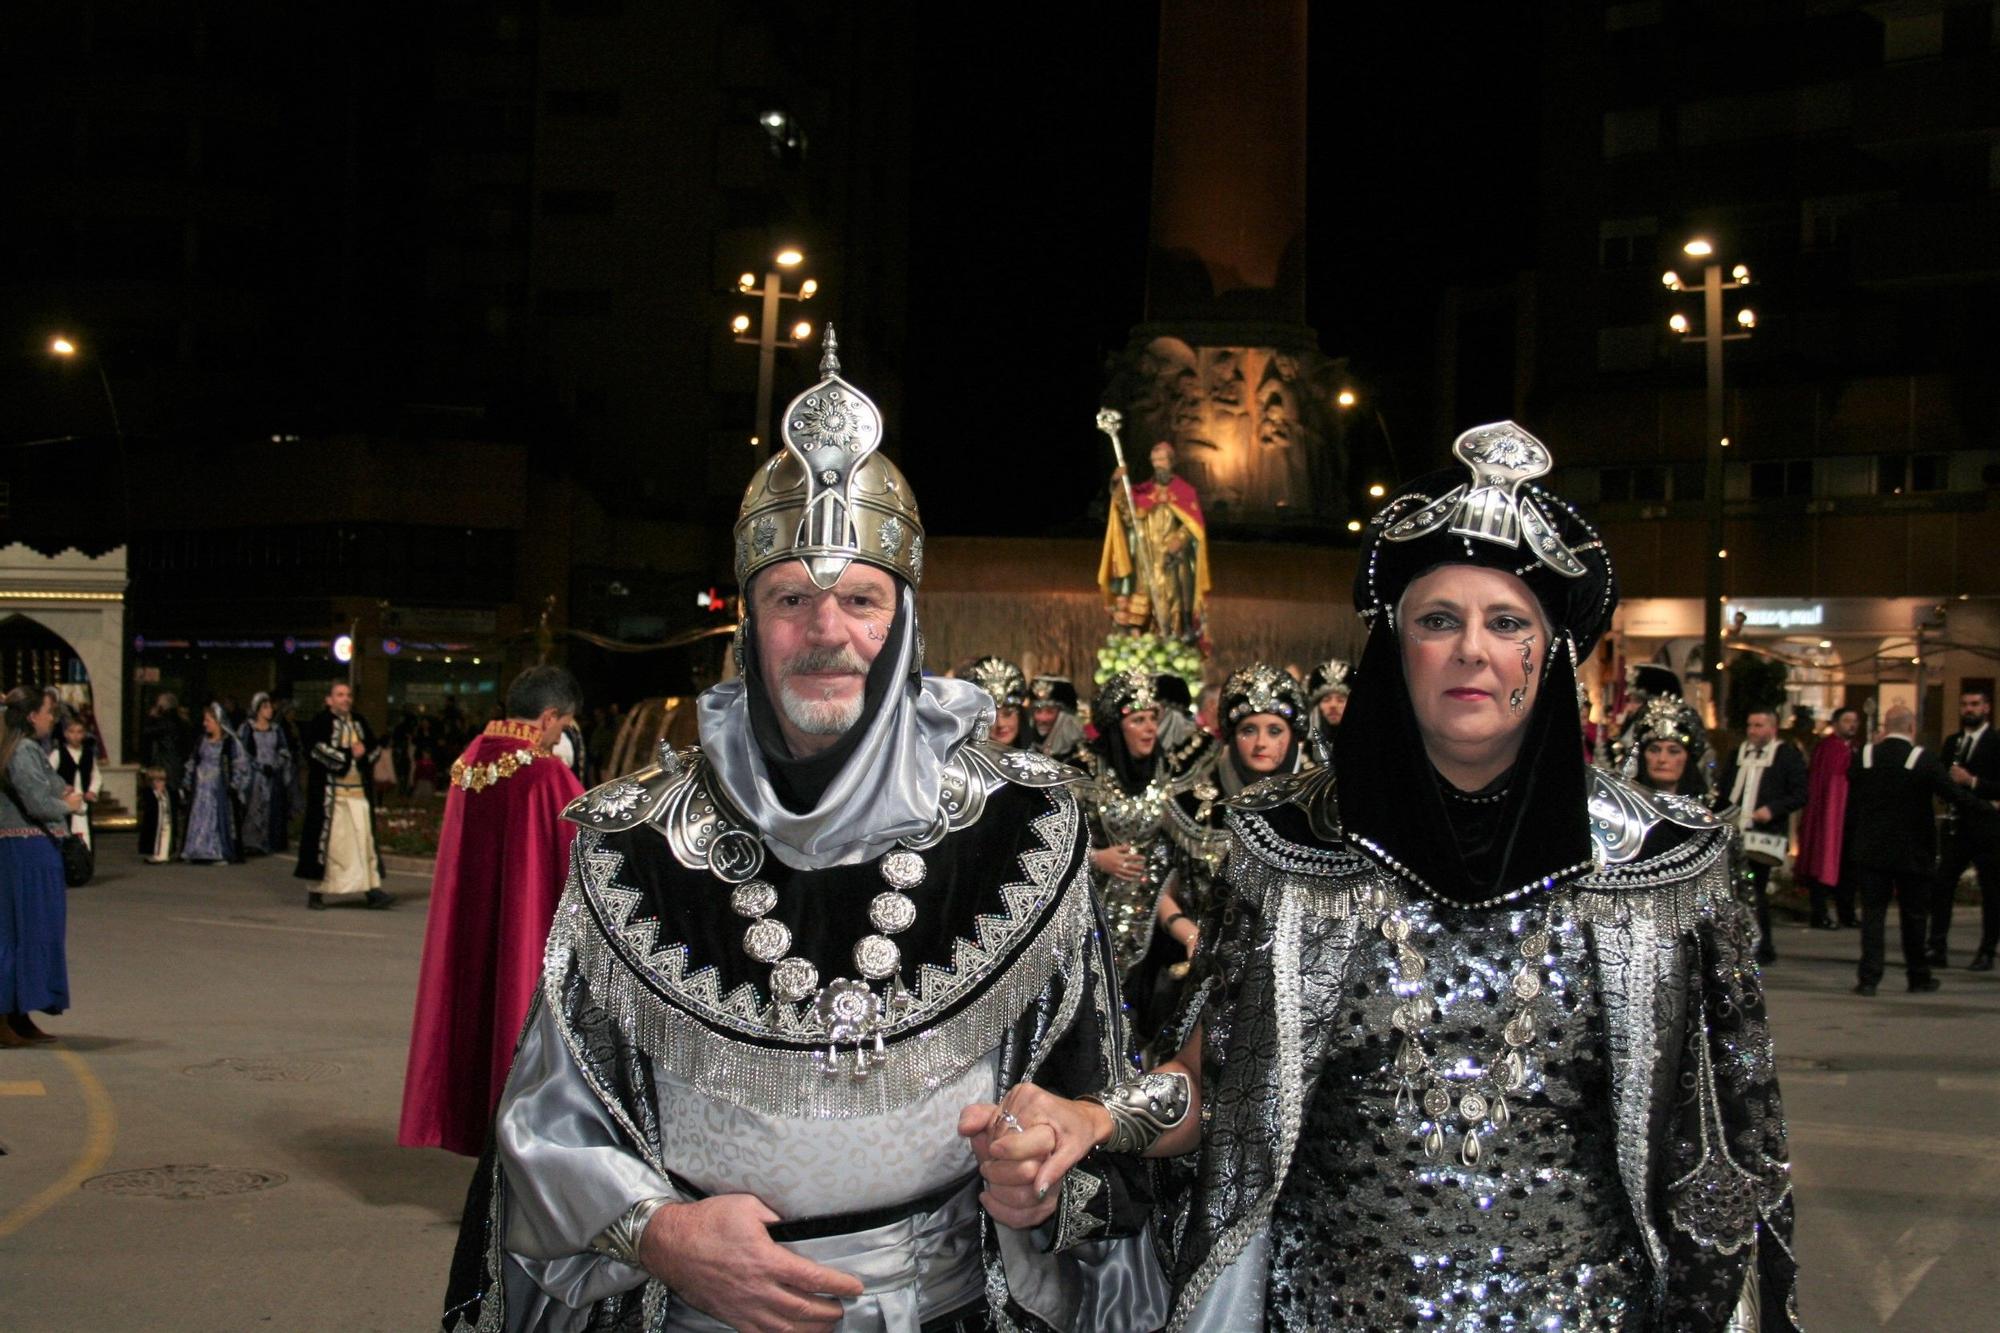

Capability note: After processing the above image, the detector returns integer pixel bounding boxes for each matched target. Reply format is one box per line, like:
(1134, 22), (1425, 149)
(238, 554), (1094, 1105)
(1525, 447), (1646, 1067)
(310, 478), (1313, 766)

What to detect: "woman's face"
(990, 705), (1021, 745)
(63, 720), (87, 748)
(1399, 565), (1548, 757)
(1644, 739), (1688, 786)
(256, 701), (274, 724)
(30, 697), (58, 739)
(1120, 709), (1159, 757)
(203, 711), (224, 739)
(1233, 715), (1291, 774)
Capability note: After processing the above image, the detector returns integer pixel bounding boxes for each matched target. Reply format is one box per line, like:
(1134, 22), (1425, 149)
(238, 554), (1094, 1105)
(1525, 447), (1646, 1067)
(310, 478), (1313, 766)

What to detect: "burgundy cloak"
(397, 722), (582, 1156)
(1794, 732), (1856, 887)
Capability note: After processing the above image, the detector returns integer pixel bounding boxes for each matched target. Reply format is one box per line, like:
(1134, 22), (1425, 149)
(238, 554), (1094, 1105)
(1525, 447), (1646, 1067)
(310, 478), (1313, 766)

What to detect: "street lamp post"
(49, 335), (132, 535)
(1663, 243), (1754, 710)
(730, 248), (818, 449)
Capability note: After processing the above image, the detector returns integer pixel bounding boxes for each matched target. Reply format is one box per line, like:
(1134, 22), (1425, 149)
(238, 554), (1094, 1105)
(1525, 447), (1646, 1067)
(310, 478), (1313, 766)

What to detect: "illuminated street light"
(50, 336), (76, 357)
(791, 320), (812, 341)
(732, 251), (821, 446)
(1345, 519), (1363, 533)
(1683, 238), (1714, 257)
(730, 313), (751, 334)
(1669, 313), (1690, 334)
(1736, 308), (1757, 329)
(774, 248), (804, 267)
(1337, 389), (1357, 408)
(1661, 271), (1682, 290)
(1717, 549), (1728, 559)
(799, 278), (818, 299)
(1367, 483), (1386, 499)
(1731, 264), (1750, 283)
(738, 273), (757, 291)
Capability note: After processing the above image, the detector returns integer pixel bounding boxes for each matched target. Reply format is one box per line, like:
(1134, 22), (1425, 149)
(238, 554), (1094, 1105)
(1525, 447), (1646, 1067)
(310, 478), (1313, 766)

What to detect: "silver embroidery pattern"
(555, 798), (1094, 1119)
(878, 514), (904, 557)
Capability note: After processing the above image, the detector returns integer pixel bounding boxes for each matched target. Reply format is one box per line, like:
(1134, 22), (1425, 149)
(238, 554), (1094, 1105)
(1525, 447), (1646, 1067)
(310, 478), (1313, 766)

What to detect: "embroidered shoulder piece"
(562, 743), (692, 835)
(1223, 762), (1342, 843)
(1585, 766), (1722, 869)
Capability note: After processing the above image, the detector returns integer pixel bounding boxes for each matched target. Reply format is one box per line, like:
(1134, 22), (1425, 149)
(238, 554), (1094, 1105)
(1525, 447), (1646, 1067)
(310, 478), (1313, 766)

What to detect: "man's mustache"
(783, 645), (868, 677)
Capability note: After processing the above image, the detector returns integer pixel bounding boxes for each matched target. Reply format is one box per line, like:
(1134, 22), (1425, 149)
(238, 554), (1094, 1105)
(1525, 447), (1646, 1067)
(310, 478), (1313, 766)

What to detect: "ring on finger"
(999, 1109), (1025, 1135)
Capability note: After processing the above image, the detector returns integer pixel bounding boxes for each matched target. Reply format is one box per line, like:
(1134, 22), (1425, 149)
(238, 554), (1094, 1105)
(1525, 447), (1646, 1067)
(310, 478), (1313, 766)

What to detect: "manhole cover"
(83, 1165), (287, 1200)
(182, 1056), (342, 1083)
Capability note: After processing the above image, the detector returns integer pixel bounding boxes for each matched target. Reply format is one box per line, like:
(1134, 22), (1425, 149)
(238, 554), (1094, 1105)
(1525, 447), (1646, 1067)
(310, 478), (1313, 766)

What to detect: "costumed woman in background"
(182, 702), (251, 865)
(238, 692), (296, 856)
(1142, 663), (1310, 1043)
(1624, 692), (1715, 800)
(49, 710), (100, 850)
(967, 656), (1033, 749)
(1028, 674), (1089, 768)
(982, 423), (1798, 1332)
(0, 686), (81, 1047)
(1302, 657), (1351, 764)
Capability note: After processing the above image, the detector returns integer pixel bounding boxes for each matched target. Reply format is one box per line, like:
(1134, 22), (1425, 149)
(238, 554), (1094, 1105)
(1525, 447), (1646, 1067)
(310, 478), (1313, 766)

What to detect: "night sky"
(899, 6), (1543, 536)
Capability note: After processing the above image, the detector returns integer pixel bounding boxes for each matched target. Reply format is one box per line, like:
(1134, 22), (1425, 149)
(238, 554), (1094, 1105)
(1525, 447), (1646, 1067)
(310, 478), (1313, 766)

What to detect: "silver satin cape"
(456, 591), (1169, 1333)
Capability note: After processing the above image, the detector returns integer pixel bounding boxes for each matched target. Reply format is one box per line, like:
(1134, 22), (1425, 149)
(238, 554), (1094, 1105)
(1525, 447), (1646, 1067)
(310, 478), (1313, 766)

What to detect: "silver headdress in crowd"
(1221, 663), (1307, 734)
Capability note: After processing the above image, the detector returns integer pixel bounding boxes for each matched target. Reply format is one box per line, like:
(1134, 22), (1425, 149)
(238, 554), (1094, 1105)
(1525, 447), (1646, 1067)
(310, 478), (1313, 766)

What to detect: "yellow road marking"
(0, 1050), (117, 1238)
(0, 1080), (47, 1096)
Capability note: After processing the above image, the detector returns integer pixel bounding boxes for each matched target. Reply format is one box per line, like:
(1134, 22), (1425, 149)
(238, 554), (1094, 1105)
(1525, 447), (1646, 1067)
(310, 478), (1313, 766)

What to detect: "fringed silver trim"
(552, 834), (1098, 1120)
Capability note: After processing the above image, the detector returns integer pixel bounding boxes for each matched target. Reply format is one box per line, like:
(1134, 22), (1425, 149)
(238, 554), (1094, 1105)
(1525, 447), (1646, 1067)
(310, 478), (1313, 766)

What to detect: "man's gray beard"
(1152, 467), (1173, 485)
(778, 682), (865, 736)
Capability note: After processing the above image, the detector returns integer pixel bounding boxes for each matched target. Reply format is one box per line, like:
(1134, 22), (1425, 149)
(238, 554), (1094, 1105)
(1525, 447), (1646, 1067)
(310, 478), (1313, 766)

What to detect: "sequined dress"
(1265, 897), (1648, 1330)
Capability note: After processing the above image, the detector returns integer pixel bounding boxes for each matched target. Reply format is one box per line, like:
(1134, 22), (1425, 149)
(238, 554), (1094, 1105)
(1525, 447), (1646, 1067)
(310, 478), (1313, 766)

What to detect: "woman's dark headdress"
(1336, 422), (1619, 907)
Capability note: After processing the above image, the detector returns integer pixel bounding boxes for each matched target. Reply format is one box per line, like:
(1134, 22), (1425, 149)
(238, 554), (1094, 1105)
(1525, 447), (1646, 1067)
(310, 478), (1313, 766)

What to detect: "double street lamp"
(730, 248), (819, 449)
(1662, 239), (1755, 701)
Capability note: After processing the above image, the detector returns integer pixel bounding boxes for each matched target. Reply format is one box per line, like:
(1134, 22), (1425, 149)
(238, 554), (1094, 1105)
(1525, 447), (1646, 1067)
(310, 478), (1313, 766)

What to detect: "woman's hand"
(1090, 845), (1146, 881)
(62, 790), (84, 813)
(958, 1084), (1113, 1231)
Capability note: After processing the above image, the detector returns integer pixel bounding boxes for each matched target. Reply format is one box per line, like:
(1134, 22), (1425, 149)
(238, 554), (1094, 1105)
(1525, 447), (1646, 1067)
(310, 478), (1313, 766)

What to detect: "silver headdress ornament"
(1222, 663), (1307, 732)
(966, 656), (1028, 710)
(1380, 422), (1588, 579)
(734, 324), (924, 591)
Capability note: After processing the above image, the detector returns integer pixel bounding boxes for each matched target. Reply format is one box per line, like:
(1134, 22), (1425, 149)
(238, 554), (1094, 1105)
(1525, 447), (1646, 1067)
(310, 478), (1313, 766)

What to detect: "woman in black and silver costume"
(981, 423), (1798, 1332)
(964, 656), (1033, 750)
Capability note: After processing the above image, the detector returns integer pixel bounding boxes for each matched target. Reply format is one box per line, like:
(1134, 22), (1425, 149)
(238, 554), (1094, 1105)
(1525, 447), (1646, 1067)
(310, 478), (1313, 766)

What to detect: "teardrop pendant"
(1460, 1129), (1483, 1167)
(1491, 1094), (1511, 1129)
(1504, 1048), (1528, 1089)
(1424, 1124), (1445, 1159)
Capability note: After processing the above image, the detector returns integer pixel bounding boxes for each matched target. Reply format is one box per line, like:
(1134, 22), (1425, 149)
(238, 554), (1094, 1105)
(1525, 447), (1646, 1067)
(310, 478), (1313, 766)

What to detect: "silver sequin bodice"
(1266, 894), (1648, 1330)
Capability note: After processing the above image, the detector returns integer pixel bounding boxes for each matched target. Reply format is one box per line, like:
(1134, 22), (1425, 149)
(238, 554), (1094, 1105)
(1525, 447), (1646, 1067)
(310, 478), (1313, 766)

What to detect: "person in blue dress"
(1, 685), (82, 1047)
(182, 703), (251, 865)
(237, 692), (295, 855)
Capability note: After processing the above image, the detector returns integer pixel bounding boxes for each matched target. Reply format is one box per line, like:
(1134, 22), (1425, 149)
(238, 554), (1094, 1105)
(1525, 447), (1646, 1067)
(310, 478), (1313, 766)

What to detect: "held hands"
(1090, 844), (1147, 881)
(957, 1083), (1111, 1231)
(62, 789), (84, 813)
(636, 1194), (862, 1333)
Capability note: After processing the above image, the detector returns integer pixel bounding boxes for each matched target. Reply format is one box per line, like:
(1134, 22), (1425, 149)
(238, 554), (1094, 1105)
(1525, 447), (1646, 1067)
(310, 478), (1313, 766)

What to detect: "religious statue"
(1096, 409), (1210, 641)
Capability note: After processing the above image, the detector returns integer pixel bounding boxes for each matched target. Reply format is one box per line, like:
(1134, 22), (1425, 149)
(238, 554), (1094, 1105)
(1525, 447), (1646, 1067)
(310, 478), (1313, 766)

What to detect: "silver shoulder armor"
(966, 740), (1083, 791)
(1586, 766), (1722, 868)
(562, 746), (698, 833)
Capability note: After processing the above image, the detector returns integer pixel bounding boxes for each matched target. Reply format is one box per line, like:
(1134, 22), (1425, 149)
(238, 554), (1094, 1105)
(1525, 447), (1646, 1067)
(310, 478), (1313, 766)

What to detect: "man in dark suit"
(1930, 687), (2000, 968)
(1715, 706), (1810, 963)
(1845, 705), (1985, 994)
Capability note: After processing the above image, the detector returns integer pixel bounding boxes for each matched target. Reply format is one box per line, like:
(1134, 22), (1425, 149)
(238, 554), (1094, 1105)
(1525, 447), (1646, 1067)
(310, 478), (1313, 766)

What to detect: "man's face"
(328, 684), (353, 716)
(1149, 442), (1174, 478)
(537, 708), (574, 751)
(753, 561), (896, 743)
(1833, 710), (1860, 740)
(1031, 704), (1060, 735)
(1745, 712), (1777, 745)
(1961, 693), (1991, 728)
(1318, 692), (1347, 726)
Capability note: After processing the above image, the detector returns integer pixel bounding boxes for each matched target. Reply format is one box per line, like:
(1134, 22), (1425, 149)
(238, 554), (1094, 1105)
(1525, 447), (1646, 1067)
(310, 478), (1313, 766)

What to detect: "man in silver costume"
(441, 331), (1161, 1333)
(1300, 657), (1350, 765)
(977, 424), (1798, 1330)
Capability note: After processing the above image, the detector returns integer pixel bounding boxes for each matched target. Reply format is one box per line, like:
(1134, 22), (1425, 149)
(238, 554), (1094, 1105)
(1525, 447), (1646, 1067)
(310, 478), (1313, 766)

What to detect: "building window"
(1596, 323), (1656, 372)
(1600, 465), (1669, 503)
(1605, 0), (1663, 31)
(544, 89), (623, 117)
(1879, 453), (1950, 494)
(1598, 216), (1658, 268)
(540, 188), (617, 217)
(1883, 12), (1945, 61)
(1602, 106), (1659, 158)
(1748, 459), (1814, 498)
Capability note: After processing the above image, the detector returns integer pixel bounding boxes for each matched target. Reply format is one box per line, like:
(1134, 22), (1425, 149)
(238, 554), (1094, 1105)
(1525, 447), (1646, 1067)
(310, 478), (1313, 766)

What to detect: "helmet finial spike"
(820, 323), (840, 378)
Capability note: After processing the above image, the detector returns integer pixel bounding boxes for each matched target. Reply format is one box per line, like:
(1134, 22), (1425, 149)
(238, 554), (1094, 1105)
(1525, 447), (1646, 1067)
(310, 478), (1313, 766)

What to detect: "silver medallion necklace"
(729, 844), (927, 1079)
(1385, 900), (1553, 1166)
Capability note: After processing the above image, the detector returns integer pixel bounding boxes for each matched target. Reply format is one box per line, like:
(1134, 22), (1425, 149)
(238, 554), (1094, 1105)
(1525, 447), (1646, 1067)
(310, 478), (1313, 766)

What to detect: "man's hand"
(350, 741), (367, 758)
(1952, 763), (1977, 788)
(636, 1195), (862, 1333)
(958, 1085), (1112, 1232)
(1752, 805), (1773, 825)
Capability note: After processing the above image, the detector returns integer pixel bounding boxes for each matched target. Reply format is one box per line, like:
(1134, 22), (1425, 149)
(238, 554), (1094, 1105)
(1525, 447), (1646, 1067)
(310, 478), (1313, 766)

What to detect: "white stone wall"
(0, 543), (135, 806)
